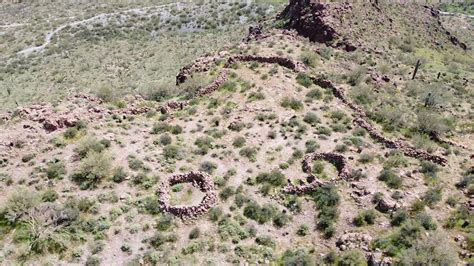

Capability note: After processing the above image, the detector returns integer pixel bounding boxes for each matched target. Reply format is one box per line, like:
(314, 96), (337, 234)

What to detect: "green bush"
(156, 214), (173, 231)
(296, 224), (309, 236)
(390, 209), (408, 226)
(158, 134), (172, 146)
(281, 97), (304, 111)
(243, 202), (277, 224)
(199, 161), (218, 174)
(71, 152), (112, 189)
(353, 209), (376, 226)
(112, 167), (127, 183)
(299, 51), (320, 67)
(296, 73), (313, 88)
(194, 136), (214, 155)
(339, 250), (367, 266)
(189, 227), (200, 239)
(45, 159), (66, 179)
(280, 249), (314, 266)
(232, 136), (246, 148)
(209, 207), (223, 222)
(41, 189), (59, 202)
(398, 232), (457, 265)
(239, 147), (258, 162)
(255, 170), (287, 187)
(63, 127), (79, 139)
(422, 187), (442, 207)
(3, 190), (38, 224)
(378, 169), (402, 189)
(303, 112), (320, 126)
(312, 184), (340, 239)
(163, 145), (183, 160)
(306, 88), (322, 100)
(74, 138), (110, 159)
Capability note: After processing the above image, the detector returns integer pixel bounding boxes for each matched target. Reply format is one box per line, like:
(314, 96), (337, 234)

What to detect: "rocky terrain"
(0, 0), (473, 265)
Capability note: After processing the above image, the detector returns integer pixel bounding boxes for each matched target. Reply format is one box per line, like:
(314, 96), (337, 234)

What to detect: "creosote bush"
(281, 97), (304, 111)
(71, 152), (112, 189)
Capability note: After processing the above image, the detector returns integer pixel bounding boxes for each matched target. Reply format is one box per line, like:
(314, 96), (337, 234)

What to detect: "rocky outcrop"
(278, 0), (354, 51)
(156, 172), (217, 220)
(336, 232), (373, 252)
(243, 24), (269, 43)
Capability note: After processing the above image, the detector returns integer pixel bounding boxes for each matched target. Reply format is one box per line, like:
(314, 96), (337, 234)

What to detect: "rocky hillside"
(0, 1), (472, 265)
(278, 0), (467, 51)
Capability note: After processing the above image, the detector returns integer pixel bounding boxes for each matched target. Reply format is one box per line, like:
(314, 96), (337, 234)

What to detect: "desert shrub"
(209, 207), (223, 222)
(422, 187), (442, 207)
(419, 160), (439, 179)
(445, 206), (470, 229)
(74, 138), (110, 159)
(303, 112), (320, 126)
(221, 81), (237, 92)
(248, 92), (265, 101)
(273, 212), (290, 228)
(358, 153), (374, 164)
(255, 170), (286, 187)
(41, 189), (59, 202)
(112, 167), (127, 183)
(296, 224), (309, 236)
(255, 235), (276, 248)
(334, 144), (348, 153)
(416, 110), (453, 136)
(383, 151), (408, 168)
(398, 232), (457, 265)
(299, 51), (319, 67)
(163, 145), (183, 160)
(390, 209), (409, 226)
(306, 88), (322, 100)
(217, 217), (249, 242)
(189, 227), (200, 239)
(63, 127), (79, 139)
(151, 123), (182, 135)
(280, 249), (313, 266)
(350, 84), (375, 105)
(373, 220), (424, 256)
(149, 232), (176, 248)
(128, 155), (145, 171)
(339, 250), (366, 266)
(158, 134), (172, 146)
(71, 152), (112, 189)
(45, 159), (66, 179)
(219, 186), (236, 200)
(378, 169), (402, 189)
(415, 212), (437, 230)
(281, 97), (304, 111)
(312, 184), (340, 238)
(3, 190), (38, 224)
(96, 85), (115, 102)
(296, 73), (312, 88)
(353, 209), (377, 226)
(194, 136), (214, 155)
(232, 136), (246, 148)
(239, 147), (258, 162)
(228, 121), (246, 132)
(199, 161), (218, 174)
(347, 66), (366, 86)
(85, 255), (101, 266)
(243, 202), (277, 224)
(305, 140), (320, 153)
(156, 214), (173, 231)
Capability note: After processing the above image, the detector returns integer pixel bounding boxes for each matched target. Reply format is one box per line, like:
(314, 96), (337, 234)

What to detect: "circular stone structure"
(283, 152), (351, 195)
(157, 171), (217, 219)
